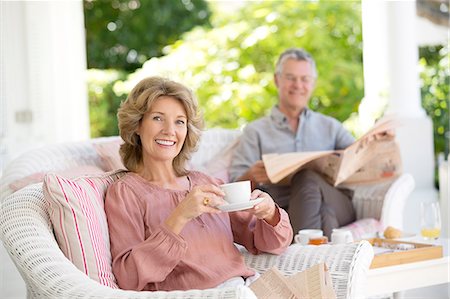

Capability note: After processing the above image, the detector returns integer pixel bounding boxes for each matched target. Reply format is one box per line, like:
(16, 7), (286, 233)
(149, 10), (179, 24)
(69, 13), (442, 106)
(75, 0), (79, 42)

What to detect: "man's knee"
(292, 169), (324, 185)
(290, 169), (325, 197)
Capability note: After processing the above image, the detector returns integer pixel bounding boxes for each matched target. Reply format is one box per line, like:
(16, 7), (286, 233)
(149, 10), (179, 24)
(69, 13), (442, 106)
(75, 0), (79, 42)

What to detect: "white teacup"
(331, 229), (354, 244)
(294, 229), (323, 245)
(220, 181), (251, 204)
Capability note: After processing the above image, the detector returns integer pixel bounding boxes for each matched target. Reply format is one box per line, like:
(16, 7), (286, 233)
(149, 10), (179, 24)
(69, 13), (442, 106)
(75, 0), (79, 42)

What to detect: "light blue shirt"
(230, 106), (355, 182)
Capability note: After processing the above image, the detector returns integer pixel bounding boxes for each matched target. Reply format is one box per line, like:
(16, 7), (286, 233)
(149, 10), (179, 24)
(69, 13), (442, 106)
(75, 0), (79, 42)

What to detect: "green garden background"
(85, 0), (448, 165)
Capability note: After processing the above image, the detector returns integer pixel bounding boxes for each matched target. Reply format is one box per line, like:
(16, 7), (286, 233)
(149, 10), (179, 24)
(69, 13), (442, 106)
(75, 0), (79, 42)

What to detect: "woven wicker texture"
(1, 129), (413, 298)
(1, 184), (258, 299)
(1, 130), (414, 227)
(1, 136), (119, 199)
(1, 183), (373, 298)
(348, 173), (415, 229)
(1, 182), (374, 299)
(240, 241), (373, 299)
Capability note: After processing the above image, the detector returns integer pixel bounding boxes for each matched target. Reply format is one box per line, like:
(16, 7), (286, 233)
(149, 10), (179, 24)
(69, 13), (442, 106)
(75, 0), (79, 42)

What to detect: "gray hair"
(275, 48), (318, 78)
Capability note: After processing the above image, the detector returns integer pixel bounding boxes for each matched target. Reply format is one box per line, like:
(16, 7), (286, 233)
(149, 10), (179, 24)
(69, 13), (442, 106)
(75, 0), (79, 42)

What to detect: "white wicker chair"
(2, 128), (410, 298)
(1, 183), (373, 298)
(1, 130), (415, 232)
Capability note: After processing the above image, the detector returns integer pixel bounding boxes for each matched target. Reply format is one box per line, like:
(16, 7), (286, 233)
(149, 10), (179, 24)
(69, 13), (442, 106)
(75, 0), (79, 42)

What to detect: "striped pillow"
(94, 139), (125, 171)
(44, 170), (126, 288)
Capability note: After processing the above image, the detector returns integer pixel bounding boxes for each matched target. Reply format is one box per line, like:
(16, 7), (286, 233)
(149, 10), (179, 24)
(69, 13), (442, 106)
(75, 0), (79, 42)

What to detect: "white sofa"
(0, 128), (414, 298)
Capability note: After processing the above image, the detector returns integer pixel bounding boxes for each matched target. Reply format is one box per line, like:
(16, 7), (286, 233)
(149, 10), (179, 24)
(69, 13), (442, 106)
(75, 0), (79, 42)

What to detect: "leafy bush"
(87, 0), (448, 164)
(419, 45), (449, 158)
(87, 69), (127, 137)
(84, 0), (211, 71)
(116, 1), (364, 129)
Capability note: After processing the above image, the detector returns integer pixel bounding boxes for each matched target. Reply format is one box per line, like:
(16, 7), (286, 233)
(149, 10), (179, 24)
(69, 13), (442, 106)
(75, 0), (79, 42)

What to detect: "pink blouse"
(105, 171), (293, 291)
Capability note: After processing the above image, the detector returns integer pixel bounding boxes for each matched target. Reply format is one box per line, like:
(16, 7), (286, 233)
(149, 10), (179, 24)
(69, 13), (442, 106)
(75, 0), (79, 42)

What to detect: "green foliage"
(116, 0), (364, 129)
(419, 45), (450, 157)
(87, 0), (448, 163)
(87, 69), (127, 137)
(84, 0), (211, 71)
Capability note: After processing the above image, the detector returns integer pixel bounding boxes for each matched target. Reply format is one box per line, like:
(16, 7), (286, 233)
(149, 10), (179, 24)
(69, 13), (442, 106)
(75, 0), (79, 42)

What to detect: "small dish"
(217, 198), (264, 212)
(376, 231), (417, 239)
(399, 232), (416, 238)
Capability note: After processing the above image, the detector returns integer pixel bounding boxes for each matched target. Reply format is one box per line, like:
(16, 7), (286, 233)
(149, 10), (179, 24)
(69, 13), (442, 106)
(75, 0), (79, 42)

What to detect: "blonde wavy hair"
(117, 76), (204, 176)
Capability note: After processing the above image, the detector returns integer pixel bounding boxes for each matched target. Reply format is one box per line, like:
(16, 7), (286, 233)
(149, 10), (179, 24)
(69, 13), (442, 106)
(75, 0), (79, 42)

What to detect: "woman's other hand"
(246, 189), (280, 226)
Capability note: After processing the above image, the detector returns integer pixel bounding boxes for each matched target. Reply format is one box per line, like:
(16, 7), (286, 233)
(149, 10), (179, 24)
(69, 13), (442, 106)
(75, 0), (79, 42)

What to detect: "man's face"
(274, 59), (316, 112)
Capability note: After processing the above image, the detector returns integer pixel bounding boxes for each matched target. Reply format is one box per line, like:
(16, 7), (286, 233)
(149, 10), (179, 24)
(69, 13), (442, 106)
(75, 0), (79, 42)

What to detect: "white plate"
(376, 231), (417, 239)
(399, 232), (416, 238)
(218, 198), (264, 212)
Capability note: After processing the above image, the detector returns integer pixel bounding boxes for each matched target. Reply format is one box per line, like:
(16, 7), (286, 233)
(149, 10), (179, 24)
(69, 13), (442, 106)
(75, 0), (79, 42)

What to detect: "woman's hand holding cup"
(220, 181), (279, 226)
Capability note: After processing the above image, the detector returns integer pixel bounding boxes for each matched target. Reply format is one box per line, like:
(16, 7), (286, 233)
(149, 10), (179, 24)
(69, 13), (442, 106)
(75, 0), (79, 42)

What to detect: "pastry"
(383, 226), (402, 239)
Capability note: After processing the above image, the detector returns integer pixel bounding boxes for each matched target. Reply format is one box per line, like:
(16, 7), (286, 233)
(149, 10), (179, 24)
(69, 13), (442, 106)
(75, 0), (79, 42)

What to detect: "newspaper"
(262, 116), (402, 186)
(249, 263), (336, 299)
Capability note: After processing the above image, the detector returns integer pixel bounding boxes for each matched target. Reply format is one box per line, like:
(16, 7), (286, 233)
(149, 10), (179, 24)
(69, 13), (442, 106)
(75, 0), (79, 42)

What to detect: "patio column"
(385, 2), (425, 118)
(0, 1), (89, 172)
(361, 0), (435, 190)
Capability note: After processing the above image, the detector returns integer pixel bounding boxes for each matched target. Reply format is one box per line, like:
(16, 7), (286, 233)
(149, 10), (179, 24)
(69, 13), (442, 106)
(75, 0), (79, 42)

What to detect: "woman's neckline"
(130, 171), (192, 193)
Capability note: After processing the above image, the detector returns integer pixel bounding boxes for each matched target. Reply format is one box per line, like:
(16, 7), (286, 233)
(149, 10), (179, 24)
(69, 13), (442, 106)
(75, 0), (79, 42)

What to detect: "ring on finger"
(203, 197), (210, 206)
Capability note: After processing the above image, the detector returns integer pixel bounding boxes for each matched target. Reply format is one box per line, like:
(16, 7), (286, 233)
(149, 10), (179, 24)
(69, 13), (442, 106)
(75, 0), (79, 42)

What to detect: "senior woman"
(104, 76), (293, 292)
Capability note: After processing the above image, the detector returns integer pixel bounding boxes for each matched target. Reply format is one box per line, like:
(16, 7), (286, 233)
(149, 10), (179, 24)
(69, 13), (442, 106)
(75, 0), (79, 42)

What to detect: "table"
(365, 237), (449, 296)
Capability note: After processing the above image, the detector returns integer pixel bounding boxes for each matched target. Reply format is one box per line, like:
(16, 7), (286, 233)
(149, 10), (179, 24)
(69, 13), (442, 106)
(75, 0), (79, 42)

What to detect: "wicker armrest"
(241, 241), (374, 299)
(0, 184), (256, 299)
(346, 174), (415, 228)
(1, 182), (375, 299)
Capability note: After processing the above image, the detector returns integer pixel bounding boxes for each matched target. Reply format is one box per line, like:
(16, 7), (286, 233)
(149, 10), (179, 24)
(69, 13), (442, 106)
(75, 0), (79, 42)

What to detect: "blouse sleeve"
(229, 206), (293, 255)
(105, 180), (187, 291)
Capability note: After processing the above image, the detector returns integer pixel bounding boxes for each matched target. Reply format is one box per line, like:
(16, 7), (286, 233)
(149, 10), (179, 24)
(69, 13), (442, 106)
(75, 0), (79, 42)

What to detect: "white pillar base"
(396, 115), (435, 190)
(439, 159), (449, 238)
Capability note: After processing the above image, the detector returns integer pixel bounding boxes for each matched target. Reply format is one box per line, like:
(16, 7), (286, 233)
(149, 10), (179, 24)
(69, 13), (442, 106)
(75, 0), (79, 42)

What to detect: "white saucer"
(218, 198), (264, 212)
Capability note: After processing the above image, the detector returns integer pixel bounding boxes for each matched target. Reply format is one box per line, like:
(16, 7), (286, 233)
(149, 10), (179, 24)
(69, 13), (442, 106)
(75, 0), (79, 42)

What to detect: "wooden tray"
(367, 238), (443, 269)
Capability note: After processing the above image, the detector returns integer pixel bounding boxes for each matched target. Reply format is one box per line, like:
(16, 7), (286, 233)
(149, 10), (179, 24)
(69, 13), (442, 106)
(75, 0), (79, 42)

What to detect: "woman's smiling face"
(137, 96), (188, 165)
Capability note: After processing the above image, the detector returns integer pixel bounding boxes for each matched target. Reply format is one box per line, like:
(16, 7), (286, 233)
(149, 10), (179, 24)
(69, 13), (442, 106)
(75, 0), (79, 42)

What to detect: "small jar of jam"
(308, 236), (328, 245)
